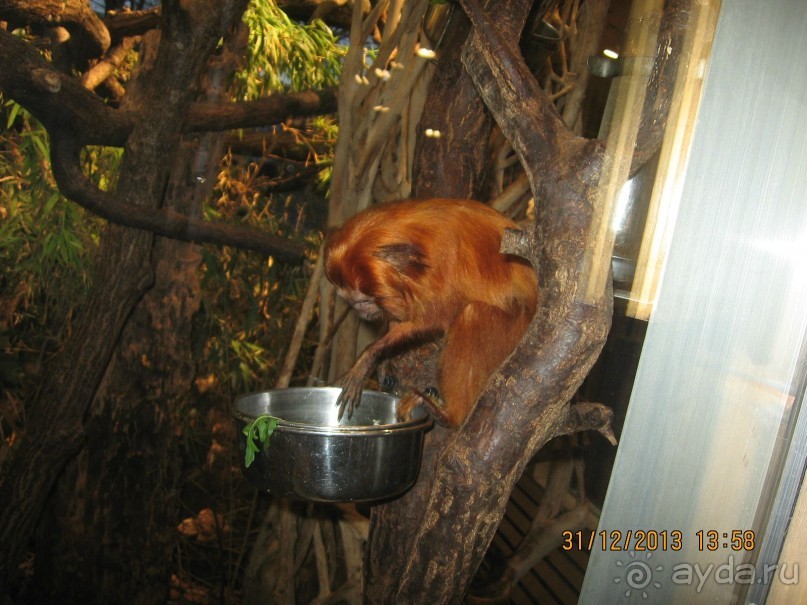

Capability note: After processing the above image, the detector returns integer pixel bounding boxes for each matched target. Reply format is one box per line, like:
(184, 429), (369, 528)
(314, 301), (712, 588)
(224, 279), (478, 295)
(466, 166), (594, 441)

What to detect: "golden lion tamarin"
(324, 199), (537, 427)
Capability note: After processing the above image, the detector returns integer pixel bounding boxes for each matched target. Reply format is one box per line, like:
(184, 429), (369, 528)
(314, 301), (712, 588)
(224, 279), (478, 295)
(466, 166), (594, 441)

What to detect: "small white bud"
(374, 68), (391, 81)
(390, 61), (404, 70)
(416, 47), (436, 59)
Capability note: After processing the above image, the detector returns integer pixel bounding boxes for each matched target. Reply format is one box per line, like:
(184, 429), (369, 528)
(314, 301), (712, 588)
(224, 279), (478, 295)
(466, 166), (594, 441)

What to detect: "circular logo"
(624, 560), (653, 589)
(614, 552), (664, 598)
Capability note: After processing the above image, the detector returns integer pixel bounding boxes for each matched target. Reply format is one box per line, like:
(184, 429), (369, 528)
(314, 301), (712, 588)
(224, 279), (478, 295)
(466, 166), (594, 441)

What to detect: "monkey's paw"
(335, 376), (364, 421)
(397, 387), (452, 426)
(396, 393), (419, 423)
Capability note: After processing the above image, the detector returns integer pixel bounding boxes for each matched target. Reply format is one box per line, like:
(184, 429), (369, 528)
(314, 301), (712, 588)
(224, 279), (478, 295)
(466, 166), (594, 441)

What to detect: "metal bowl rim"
(232, 387), (433, 436)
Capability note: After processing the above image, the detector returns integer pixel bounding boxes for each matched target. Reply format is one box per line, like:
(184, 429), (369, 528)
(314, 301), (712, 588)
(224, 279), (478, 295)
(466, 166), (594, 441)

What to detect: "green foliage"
(192, 0), (335, 388)
(237, 0), (345, 99)
(192, 155), (322, 397)
(0, 99), (101, 325)
(82, 145), (124, 192)
(0, 99), (108, 394)
(242, 414), (279, 467)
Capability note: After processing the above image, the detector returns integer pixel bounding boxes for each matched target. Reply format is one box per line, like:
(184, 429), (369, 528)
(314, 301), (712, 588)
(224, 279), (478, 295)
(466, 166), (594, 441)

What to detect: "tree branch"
(0, 26), (336, 140)
(366, 0), (614, 600)
(0, 0), (111, 58)
(50, 134), (305, 261)
(0, 28), (132, 145)
(224, 129), (334, 161)
(0, 29), (337, 144)
(80, 36), (140, 92)
(630, 0), (690, 174)
(103, 7), (161, 40)
(458, 0), (584, 176)
(368, 0), (690, 600)
(277, 0), (363, 31)
(185, 88), (338, 132)
(553, 401), (618, 445)
(0, 28), (338, 258)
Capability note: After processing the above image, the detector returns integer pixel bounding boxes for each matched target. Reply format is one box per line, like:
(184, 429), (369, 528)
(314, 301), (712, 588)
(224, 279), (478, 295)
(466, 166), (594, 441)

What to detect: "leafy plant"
(0, 98), (102, 381)
(242, 414), (280, 467)
(237, 0), (345, 99)
(192, 149), (322, 398)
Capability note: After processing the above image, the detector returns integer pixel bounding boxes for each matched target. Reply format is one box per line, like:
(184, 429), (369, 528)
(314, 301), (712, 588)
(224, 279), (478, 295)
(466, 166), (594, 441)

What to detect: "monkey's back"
(326, 198), (537, 326)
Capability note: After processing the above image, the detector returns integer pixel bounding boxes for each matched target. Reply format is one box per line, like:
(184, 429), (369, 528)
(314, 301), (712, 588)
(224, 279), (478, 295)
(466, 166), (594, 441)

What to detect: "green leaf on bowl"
(243, 415), (280, 468)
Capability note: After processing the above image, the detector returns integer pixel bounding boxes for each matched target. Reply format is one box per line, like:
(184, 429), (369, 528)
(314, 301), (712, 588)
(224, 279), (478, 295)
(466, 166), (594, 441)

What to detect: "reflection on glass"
(581, 0), (807, 603)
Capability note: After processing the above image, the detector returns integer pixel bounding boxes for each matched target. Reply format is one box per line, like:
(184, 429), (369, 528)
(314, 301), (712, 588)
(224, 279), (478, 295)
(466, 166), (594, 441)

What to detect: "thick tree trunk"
(0, 1), (250, 594)
(364, 0), (613, 602)
(0, 226), (156, 598)
(26, 25), (245, 603)
(411, 7), (493, 200)
(29, 142), (220, 605)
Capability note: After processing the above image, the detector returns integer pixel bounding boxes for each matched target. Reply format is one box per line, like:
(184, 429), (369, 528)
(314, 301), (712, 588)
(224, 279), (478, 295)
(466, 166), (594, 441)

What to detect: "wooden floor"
(484, 463), (596, 604)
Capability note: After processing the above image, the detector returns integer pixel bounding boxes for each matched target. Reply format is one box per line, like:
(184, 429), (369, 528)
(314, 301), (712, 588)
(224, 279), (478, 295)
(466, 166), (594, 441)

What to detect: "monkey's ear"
(374, 242), (429, 276)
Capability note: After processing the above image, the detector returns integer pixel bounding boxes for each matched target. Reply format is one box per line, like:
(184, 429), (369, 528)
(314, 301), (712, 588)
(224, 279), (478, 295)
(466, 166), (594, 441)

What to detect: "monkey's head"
(324, 215), (429, 324)
(324, 224), (386, 322)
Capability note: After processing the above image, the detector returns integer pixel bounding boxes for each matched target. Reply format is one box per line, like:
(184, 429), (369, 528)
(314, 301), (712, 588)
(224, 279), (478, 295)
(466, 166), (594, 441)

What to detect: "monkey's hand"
(336, 322), (429, 421)
(336, 365), (368, 421)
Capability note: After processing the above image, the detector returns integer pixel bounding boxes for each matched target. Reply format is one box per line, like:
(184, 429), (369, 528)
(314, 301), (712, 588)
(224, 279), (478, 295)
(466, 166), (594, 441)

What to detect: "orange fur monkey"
(324, 199), (538, 427)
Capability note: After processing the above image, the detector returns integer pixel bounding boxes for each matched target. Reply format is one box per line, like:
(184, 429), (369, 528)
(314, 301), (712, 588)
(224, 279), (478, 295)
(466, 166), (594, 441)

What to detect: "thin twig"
(275, 245), (325, 388)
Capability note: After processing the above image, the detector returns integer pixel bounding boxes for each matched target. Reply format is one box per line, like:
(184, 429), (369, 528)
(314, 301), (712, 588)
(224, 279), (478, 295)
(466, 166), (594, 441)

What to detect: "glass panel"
(581, 1), (807, 603)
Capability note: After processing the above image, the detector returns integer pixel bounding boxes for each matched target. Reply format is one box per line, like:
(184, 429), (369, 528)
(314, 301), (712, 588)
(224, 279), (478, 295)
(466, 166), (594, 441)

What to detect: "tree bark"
(411, 7), (492, 200)
(0, 223), (154, 597)
(32, 160), (206, 604)
(0, 0), (251, 593)
(28, 32), (245, 600)
(0, 0), (111, 58)
(364, 0), (613, 601)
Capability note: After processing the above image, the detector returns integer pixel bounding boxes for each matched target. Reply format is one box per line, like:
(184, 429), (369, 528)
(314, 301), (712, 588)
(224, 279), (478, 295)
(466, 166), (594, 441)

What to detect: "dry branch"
(277, 0), (362, 30)
(0, 0), (111, 57)
(631, 0), (690, 174)
(224, 129), (334, 161)
(0, 28), (340, 259)
(328, 0), (431, 224)
(186, 88), (337, 133)
(276, 247), (326, 387)
(49, 134), (305, 260)
(103, 7), (161, 39)
(80, 36), (140, 91)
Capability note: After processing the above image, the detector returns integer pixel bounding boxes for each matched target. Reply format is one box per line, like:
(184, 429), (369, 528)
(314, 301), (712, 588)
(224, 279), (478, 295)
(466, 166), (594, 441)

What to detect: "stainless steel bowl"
(233, 387), (432, 502)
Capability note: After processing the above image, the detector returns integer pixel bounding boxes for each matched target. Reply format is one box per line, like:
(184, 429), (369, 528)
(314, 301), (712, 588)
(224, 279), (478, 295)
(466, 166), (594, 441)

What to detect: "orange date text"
(561, 530), (683, 552)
